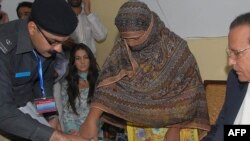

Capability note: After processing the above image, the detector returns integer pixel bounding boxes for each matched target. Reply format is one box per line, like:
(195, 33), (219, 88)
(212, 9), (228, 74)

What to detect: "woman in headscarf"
(80, 0), (210, 140)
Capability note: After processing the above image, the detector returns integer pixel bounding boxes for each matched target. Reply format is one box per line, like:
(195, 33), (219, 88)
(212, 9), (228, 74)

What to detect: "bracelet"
(48, 115), (58, 121)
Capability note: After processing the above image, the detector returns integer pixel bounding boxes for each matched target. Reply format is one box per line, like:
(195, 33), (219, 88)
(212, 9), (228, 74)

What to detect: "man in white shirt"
(68, 0), (107, 55)
(54, 0), (107, 81)
(202, 12), (250, 141)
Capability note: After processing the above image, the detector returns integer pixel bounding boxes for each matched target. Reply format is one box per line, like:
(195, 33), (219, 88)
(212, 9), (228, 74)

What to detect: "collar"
(16, 20), (34, 54)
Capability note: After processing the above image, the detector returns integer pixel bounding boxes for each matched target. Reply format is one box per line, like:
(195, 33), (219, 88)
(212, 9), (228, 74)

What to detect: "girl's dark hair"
(66, 43), (99, 115)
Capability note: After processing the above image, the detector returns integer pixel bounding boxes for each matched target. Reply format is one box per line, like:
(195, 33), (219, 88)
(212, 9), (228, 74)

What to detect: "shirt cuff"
(30, 124), (54, 141)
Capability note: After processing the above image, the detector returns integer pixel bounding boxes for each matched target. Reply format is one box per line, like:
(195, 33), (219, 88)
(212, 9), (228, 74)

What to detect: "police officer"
(0, 0), (85, 141)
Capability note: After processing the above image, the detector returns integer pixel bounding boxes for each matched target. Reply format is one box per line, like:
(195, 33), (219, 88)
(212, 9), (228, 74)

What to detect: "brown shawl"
(91, 1), (210, 139)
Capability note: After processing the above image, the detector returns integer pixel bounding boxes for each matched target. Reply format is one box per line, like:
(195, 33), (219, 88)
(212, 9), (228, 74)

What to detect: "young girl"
(60, 43), (99, 135)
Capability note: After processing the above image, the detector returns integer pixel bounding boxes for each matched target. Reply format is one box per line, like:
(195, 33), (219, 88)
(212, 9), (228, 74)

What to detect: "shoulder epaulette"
(0, 36), (16, 54)
(0, 20), (19, 54)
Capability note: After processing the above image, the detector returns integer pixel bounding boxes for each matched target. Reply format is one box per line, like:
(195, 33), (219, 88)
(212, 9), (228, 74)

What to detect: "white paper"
(18, 102), (51, 127)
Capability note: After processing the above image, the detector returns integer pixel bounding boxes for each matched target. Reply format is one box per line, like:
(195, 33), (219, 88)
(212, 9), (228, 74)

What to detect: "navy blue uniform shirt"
(0, 19), (55, 141)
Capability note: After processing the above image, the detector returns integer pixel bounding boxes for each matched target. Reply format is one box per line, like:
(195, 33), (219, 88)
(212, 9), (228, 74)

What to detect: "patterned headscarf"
(92, 0), (210, 139)
(115, 0), (151, 32)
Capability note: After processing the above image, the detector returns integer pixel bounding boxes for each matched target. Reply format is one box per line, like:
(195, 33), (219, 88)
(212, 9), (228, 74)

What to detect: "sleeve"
(60, 82), (78, 133)
(202, 105), (225, 141)
(87, 13), (108, 42)
(0, 52), (54, 141)
(202, 71), (235, 141)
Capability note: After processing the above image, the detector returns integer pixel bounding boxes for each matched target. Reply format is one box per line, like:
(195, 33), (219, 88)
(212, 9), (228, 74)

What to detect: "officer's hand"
(50, 130), (88, 141)
(50, 130), (71, 141)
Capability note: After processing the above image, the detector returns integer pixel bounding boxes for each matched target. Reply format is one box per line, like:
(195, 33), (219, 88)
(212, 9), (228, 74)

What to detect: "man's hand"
(83, 0), (91, 15)
(49, 131), (71, 141)
(50, 130), (89, 141)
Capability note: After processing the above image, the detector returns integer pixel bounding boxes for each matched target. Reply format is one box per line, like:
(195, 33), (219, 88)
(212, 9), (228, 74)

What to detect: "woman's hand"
(79, 108), (103, 140)
(164, 127), (180, 141)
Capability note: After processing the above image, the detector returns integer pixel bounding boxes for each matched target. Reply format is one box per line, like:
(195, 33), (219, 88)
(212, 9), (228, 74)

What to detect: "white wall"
(2, 0), (250, 38)
(1, 0), (34, 21)
(141, 0), (250, 38)
(0, 0), (237, 80)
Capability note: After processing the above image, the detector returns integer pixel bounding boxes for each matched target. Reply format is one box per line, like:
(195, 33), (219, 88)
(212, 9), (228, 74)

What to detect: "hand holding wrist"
(50, 130), (70, 141)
